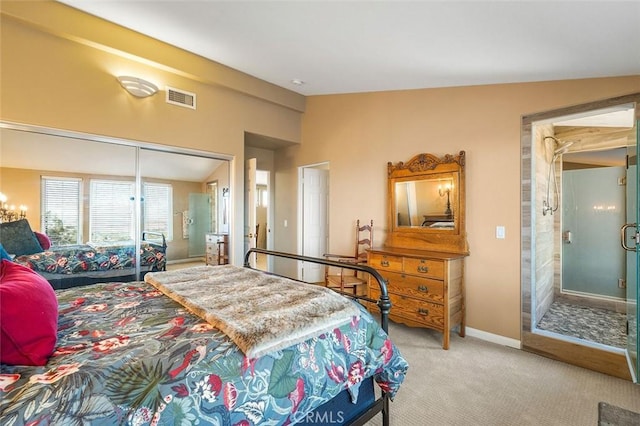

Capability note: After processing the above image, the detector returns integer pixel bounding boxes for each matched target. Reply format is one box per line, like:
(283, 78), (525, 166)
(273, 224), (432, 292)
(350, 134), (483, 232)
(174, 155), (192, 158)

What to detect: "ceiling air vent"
(166, 86), (196, 109)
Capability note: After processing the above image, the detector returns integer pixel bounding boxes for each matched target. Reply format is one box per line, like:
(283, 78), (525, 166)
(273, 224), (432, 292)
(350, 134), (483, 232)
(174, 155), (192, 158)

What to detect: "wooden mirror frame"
(385, 151), (468, 254)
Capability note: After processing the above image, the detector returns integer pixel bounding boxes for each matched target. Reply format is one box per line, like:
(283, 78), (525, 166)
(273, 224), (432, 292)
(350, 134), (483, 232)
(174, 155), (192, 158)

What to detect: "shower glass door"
(563, 166), (626, 299)
(631, 119), (640, 381)
(188, 193), (211, 257)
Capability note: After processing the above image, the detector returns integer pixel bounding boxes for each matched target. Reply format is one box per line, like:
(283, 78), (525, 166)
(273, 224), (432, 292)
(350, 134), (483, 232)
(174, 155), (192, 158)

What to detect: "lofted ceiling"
(4, 2), (638, 179)
(57, 1), (640, 96)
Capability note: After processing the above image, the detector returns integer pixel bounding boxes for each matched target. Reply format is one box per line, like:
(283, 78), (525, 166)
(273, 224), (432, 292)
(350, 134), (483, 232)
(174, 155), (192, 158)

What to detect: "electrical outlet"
(618, 278), (626, 289)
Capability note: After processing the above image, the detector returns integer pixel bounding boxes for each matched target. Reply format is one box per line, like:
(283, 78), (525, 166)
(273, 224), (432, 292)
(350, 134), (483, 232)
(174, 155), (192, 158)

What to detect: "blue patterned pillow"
(0, 242), (11, 260)
(0, 219), (43, 256)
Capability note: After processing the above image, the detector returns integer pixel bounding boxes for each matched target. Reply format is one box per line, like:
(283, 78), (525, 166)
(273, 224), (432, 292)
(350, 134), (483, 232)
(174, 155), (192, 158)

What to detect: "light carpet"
(365, 323), (640, 426)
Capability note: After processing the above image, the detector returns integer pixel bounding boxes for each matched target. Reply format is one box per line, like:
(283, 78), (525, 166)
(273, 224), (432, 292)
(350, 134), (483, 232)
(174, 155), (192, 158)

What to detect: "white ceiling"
(57, 1), (640, 96)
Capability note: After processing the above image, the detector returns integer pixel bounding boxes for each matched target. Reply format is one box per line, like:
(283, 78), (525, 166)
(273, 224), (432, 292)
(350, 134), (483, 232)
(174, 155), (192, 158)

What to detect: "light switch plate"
(496, 226), (506, 239)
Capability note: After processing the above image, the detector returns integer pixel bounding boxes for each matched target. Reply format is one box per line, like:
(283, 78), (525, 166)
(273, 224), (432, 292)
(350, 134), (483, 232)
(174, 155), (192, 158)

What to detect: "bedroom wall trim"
(466, 327), (521, 349)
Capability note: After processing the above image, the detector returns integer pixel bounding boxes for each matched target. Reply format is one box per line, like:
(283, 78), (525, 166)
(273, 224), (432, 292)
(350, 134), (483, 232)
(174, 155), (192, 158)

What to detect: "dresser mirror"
(394, 176), (456, 229)
(386, 151), (468, 254)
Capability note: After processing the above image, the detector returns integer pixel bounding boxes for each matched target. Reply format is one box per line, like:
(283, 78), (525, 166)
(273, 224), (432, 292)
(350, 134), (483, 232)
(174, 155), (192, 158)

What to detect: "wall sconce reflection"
(0, 192), (27, 223)
(438, 184), (452, 216)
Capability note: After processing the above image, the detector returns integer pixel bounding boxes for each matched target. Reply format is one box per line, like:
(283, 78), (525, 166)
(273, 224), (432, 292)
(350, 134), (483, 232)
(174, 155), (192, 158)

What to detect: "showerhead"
(553, 140), (574, 155)
(544, 136), (574, 159)
(542, 136), (574, 216)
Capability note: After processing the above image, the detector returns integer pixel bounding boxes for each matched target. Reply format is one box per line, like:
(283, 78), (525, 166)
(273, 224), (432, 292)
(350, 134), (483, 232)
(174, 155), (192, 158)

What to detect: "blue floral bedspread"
(12, 242), (166, 275)
(0, 281), (408, 425)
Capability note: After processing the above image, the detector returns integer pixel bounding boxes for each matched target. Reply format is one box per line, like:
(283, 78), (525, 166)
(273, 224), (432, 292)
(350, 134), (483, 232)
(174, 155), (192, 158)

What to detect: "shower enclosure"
(521, 93), (640, 382)
(562, 161), (626, 301)
(623, 142), (639, 380)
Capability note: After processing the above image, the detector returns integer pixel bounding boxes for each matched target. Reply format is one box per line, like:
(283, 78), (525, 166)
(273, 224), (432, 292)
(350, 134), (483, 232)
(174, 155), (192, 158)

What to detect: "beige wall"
(0, 1), (304, 264)
(278, 77), (640, 340)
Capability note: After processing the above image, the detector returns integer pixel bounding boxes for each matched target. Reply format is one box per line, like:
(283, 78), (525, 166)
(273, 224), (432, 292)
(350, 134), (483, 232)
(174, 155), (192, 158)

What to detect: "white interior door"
(301, 166), (329, 282)
(245, 158), (257, 267)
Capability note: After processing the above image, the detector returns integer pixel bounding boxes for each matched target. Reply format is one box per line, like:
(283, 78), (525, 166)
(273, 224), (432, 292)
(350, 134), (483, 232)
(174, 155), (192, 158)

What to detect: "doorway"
(245, 159), (270, 270)
(521, 93), (640, 381)
(255, 170), (269, 270)
(536, 148), (628, 349)
(244, 132), (297, 271)
(298, 163), (329, 283)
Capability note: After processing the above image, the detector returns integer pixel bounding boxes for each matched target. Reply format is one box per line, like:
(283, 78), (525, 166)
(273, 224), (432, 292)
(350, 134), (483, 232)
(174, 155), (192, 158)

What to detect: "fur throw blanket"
(144, 265), (360, 358)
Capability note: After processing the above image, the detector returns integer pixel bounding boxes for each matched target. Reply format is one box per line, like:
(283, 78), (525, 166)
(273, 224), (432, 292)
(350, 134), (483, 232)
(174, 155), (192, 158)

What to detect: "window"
(88, 180), (173, 243)
(143, 182), (173, 241)
(89, 180), (135, 242)
(41, 177), (82, 246)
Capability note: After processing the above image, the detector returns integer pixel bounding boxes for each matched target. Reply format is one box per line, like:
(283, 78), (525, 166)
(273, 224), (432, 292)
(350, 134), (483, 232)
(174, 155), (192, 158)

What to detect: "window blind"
(41, 177), (82, 246)
(143, 183), (173, 241)
(89, 180), (135, 242)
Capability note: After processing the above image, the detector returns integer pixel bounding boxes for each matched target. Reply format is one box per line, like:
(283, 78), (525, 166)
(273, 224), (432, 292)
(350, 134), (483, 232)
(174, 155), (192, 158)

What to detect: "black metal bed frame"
(243, 248), (392, 426)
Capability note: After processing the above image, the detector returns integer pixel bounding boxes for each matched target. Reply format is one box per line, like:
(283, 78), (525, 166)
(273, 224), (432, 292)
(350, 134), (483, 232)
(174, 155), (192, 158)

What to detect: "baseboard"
(466, 327), (521, 349)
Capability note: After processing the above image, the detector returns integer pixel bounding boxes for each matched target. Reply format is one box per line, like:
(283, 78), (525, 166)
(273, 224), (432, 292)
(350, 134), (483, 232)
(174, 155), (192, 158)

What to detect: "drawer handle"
(380, 260), (390, 267)
(416, 265), (429, 273)
(418, 285), (428, 292)
(418, 308), (429, 316)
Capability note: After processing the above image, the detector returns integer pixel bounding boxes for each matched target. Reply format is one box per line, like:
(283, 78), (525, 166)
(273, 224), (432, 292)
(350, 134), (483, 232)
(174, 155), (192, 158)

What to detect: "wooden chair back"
(354, 219), (373, 262)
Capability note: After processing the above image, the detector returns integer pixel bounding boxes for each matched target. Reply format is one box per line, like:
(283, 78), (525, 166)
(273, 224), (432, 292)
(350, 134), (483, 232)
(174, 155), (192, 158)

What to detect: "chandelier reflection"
(0, 192), (27, 223)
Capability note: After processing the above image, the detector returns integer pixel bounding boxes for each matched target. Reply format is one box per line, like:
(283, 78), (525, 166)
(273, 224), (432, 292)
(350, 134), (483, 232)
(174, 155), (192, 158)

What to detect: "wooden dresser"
(368, 246), (465, 350)
(205, 233), (228, 265)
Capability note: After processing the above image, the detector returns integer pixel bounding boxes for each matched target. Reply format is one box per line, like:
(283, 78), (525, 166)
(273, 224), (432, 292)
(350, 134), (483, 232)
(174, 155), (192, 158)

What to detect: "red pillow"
(0, 259), (58, 366)
(34, 231), (51, 250)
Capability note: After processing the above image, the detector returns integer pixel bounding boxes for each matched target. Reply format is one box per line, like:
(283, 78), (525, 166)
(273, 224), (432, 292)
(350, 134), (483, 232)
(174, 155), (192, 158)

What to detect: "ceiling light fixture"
(117, 76), (159, 97)
(291, 79), (305, 86)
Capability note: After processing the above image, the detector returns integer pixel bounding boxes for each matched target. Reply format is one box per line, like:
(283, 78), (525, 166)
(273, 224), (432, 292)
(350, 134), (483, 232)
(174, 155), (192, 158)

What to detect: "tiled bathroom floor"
(537, 300), (627, 348)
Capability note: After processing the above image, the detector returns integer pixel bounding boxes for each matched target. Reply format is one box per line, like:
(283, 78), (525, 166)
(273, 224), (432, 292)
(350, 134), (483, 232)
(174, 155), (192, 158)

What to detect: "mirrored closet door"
(0, 123), (230, 289)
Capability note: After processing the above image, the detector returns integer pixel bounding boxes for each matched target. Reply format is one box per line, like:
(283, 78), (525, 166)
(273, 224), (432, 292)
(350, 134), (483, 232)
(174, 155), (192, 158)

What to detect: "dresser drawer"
(403, 257), (444, 279)
(205, 254), (217, 265)
(206, 243), (217, 253)
(378, 271), (444, 304)
(371, 288), (444, 330)
(368, 253), (403, 272)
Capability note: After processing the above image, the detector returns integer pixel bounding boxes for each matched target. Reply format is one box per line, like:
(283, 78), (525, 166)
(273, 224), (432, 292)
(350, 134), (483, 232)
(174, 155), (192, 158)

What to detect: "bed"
(12, 231), (167, 290)
(0, 248), (408, 425)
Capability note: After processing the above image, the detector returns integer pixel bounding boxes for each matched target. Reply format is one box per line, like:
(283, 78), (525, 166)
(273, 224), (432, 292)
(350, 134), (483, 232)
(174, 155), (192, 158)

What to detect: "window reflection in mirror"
(395, 178), (455, 228)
